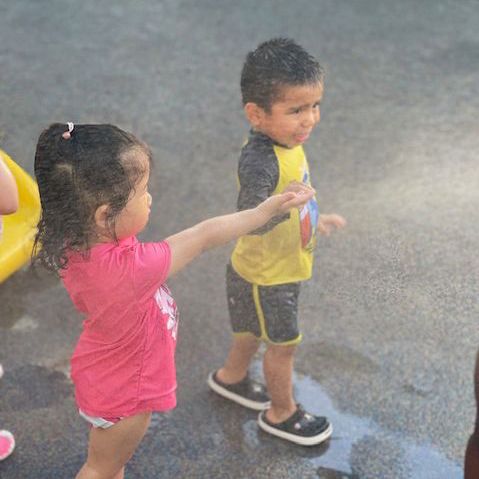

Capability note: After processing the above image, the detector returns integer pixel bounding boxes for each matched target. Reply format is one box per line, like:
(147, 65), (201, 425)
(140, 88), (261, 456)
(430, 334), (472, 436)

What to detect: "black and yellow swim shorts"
(226, 263), (302, 345)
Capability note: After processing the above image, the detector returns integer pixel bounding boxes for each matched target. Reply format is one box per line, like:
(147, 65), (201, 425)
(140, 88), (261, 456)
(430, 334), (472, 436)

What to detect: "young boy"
(207, 38), (346, 446)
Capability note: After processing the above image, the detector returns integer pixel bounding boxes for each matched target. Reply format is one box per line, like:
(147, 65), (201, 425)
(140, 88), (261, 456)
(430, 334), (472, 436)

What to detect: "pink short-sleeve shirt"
(62, 236), (178, 417)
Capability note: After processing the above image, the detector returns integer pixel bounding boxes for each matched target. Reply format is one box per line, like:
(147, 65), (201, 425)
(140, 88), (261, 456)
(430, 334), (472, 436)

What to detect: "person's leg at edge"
(465, 350), (479, 478)
(217, 334), (260, 384)
(75, 412), (151, 479)
(0, 364), (16, 462)
(263, 343), (297, 423)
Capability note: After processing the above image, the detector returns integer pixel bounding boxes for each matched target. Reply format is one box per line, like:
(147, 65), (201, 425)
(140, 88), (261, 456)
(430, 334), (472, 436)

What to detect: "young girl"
(33, 123), (314, 479)
(0, 154), (19, 461)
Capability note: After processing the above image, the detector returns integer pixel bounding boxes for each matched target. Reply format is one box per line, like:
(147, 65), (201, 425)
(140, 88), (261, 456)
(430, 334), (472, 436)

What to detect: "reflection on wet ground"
(0, 360), (463, 477)
(158, 358), (464, 478)
(0, 267), (59, 329)
(0, 365), (71, 412)
(294, 373), (463, 479)
(188, 356), (462, 478)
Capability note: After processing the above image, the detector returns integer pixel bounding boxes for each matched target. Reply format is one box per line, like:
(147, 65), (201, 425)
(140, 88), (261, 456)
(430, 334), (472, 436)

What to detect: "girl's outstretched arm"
(165, 187), (314, 277)
(0, 155), (19, 215)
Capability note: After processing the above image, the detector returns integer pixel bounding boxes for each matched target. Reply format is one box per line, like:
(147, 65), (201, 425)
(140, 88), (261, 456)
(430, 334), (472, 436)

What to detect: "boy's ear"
(244, 102), (265, 128)
(94, 204), (110, 230)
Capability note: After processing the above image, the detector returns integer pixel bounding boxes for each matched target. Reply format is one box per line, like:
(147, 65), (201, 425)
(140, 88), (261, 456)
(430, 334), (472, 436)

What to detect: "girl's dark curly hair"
(33, 123), (151, 272)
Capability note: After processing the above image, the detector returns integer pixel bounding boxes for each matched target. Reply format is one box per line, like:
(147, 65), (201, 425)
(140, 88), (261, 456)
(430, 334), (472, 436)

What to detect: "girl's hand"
(282, 180), (315, 196)
(259, 184), (315, 218)
(317, 213), (346, 236)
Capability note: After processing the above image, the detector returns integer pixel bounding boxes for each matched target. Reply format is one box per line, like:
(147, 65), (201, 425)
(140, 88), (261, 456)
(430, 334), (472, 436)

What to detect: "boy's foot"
(0, 430), (15, 461)
(0, 363), (4, 379)
(207, 371), (271, 410)
(258, 404), (332, 446)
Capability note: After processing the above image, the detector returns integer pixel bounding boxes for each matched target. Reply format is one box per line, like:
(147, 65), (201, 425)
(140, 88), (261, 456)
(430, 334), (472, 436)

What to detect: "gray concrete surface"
(1, 0), (478, 477)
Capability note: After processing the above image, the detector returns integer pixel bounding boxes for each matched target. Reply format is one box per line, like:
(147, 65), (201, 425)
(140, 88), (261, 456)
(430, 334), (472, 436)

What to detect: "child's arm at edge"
(0, 155), (19, 215)
(165, 188), (314, 278)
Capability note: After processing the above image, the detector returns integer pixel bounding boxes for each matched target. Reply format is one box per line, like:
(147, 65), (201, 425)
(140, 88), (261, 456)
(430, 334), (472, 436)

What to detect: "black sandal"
(207, 371), (271, 410)
(258, 403), (332, 446)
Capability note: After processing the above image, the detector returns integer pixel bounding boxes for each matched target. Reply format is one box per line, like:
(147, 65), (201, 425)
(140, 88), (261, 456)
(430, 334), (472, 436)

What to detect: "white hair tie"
(62, 122), (74, 140)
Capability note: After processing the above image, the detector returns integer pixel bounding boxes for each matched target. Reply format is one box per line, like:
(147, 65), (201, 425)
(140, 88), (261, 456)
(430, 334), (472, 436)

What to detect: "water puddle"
(294, 374), (463, 479)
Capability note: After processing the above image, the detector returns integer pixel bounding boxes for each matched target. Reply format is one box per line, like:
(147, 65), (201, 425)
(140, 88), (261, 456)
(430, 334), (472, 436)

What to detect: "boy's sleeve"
(133, 241), (171, 299)
(237, 151), (289, 234)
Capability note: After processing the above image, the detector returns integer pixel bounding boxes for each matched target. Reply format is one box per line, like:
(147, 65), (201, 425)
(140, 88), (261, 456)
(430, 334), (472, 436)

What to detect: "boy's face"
(249, 82), (323, 148)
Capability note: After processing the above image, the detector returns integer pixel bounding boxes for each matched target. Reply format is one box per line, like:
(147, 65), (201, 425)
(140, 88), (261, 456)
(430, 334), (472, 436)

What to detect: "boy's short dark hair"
(240, 38), (324, 112)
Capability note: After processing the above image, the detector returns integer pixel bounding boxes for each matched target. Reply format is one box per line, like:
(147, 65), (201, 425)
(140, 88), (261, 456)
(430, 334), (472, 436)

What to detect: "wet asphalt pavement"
(1, 0), (478, 477)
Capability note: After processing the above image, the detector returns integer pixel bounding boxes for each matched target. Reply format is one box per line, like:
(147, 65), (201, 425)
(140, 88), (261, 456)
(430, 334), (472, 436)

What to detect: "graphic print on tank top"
(299, 168), (319, 250)
(154, 285), (179, 340)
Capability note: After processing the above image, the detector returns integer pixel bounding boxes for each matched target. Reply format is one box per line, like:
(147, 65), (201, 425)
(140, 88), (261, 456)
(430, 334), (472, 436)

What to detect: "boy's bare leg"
(263, 343), (297, 423)
(217, 334), (260, 384)
(75, 412), (151, 479)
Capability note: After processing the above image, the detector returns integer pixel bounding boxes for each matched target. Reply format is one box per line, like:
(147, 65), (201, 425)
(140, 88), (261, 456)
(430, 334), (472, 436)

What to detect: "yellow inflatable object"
(0, 149), (41, 283)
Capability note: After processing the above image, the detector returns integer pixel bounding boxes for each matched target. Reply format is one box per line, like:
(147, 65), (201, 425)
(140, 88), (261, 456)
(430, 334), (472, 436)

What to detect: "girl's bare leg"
(76, 412), (151, 479)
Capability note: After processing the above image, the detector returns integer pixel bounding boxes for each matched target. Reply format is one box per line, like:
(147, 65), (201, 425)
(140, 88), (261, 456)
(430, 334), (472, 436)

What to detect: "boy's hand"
(317, 214), (346, 236)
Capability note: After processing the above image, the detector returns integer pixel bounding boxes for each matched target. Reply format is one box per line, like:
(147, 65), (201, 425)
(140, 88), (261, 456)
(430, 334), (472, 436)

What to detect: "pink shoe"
(0, 430), (15, 461)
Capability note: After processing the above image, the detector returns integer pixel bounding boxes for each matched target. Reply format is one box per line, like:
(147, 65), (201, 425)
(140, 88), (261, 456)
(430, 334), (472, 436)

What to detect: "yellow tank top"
(231, 143), (319, 286)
